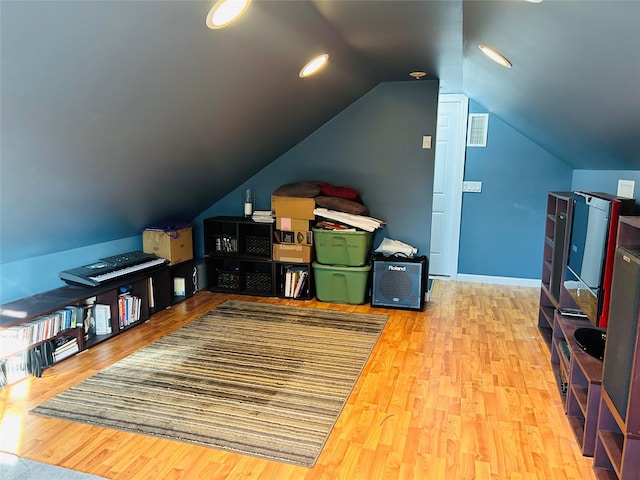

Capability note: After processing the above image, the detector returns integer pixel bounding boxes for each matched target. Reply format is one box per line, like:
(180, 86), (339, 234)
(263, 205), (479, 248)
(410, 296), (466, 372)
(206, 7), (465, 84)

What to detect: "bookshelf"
(0, 264), (176, 387)
(538, 191), (573, 347)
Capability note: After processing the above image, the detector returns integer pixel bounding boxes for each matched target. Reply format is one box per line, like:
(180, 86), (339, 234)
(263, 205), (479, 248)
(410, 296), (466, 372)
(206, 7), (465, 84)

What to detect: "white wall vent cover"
(467, 113), (489, 147)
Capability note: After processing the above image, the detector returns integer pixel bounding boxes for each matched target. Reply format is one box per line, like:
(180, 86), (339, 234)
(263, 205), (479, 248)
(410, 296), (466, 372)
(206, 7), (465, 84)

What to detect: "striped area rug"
(31, 300), (388, 467)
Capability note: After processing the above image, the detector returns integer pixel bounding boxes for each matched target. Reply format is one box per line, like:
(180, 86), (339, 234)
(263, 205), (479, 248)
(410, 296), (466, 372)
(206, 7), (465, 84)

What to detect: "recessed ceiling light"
(409, 71), (427, 80)
(299, 54), (329, 78)
(479, 45), (512, 68)
(206, 0), (251, 30)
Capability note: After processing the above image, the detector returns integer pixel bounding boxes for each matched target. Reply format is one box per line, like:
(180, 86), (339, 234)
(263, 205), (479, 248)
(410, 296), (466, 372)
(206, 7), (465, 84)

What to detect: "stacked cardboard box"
(271, 196), (316, 263)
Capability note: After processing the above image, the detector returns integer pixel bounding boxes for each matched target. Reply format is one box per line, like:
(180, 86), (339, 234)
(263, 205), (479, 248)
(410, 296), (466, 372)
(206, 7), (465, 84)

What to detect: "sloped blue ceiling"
(0, 1), (377, 264)
(1, 0), (638, 279)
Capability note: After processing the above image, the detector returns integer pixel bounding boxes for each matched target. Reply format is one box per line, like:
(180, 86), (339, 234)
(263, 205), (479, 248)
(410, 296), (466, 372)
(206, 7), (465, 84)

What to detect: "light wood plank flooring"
(1, 280), (598, 479)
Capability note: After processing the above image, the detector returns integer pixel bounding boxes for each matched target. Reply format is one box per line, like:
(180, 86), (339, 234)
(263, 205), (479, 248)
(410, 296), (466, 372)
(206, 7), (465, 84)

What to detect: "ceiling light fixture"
(479, 45), (512, 68)
(206, 0), (251, 30)
(299, 54), (329, 78)
(409, 71), (427, 80)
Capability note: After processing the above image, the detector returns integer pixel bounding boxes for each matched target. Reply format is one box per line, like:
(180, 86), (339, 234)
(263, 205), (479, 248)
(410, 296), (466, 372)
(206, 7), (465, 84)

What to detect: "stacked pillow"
(272, 181), (368, 216)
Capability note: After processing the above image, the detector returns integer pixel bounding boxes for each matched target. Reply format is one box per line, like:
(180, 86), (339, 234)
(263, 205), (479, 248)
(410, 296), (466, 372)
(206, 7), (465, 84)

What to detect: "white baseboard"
(454, 274), (541, 288)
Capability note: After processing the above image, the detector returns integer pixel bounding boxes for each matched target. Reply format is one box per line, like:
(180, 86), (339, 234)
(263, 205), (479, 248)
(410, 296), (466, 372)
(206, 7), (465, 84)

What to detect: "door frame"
(435, 93), (468, 280)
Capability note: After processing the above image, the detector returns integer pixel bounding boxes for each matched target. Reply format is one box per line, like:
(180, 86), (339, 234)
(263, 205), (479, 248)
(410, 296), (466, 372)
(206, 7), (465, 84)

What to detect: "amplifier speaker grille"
(371, 256), (427, 311)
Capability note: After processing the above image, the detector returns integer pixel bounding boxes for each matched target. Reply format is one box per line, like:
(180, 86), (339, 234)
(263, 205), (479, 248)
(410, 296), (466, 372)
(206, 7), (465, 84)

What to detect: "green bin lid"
(312, 261), (371, 271)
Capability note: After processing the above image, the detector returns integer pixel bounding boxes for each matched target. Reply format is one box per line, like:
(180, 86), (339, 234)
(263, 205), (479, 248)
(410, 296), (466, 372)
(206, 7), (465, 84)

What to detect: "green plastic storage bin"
(312, 262), (371, 305)
(312, 228), (373, 266)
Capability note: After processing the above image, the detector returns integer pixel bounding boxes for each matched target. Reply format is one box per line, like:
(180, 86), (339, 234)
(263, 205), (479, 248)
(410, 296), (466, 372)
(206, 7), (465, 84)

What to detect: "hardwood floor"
(1, 280), (598, 479)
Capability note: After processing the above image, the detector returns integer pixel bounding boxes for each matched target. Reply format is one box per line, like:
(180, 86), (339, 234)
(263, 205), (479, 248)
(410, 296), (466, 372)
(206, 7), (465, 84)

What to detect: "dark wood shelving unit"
(1, 257), (197, 387)
(203, 216), (314, 299)
(593, 216), (640, 479)
(551, 312), (603, 456)
(204, 216), (276, 296)
(538, 191), (573, 346)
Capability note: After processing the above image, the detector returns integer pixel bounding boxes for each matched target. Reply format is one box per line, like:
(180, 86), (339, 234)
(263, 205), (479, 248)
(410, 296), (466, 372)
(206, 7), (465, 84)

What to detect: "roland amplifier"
(371, 254), (428, 311)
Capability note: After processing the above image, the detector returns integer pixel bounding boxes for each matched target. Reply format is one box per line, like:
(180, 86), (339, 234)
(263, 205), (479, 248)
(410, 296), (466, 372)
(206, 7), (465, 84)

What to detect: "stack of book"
(284, 266), (309, 299)
(52, 336), (79, 362)
(251, 210), (274, 223)
(0, 305), (86, 358)
(118, 294), (141, 329)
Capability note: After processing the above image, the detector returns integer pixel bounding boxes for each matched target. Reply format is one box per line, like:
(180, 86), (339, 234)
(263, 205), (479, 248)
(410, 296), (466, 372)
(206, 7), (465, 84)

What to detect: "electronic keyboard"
(59, 251), (168, 287)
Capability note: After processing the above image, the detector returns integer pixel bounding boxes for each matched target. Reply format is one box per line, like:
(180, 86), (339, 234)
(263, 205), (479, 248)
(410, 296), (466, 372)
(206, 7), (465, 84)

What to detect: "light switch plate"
(462, 181), (482, 193)
(617, 179), (635, 198)
(422, 135), (432, 149)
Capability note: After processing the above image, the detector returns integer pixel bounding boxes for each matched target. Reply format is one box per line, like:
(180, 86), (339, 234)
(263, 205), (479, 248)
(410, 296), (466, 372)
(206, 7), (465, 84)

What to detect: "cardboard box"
(274, 230), (313, 246)
(273, 243), (314, 263)
(276, 217), (314, 231)
(271, 196), (316, 220)
(143, 227), (193, 265)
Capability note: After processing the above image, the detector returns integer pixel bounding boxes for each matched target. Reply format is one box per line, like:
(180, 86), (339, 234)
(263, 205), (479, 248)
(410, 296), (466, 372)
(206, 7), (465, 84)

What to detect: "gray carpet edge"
(0, 452), (108, 480)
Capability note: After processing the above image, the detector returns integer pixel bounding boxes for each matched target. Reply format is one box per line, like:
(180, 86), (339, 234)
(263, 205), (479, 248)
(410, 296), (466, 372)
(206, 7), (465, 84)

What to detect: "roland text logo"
(388, 265), (406, 272)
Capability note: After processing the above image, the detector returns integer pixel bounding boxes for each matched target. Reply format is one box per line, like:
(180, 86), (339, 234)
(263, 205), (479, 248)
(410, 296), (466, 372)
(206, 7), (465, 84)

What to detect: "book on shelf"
(93, 304), (112, 335)
(0, 305), (87, 358)
(148, 277), (155, 309)
(52, 336), (79, 362)
(118, 294), (141, 329)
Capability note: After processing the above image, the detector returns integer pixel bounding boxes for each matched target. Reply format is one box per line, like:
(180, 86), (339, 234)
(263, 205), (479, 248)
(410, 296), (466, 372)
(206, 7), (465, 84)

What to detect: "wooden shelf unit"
(593, 215), (640, 480)
(0, 253), (200, 387)
(0, 264), (186, 386)
(551, 312), (604, 456)
(538, 192), (573, 345)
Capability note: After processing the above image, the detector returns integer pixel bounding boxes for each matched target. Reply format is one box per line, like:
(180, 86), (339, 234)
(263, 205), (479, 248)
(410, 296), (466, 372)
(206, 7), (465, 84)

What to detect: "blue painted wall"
(0, 236), (142, 304)
(457, 101), (574, 279)
(195, 80), (440, 260)
(2, 86), (638, 304)
(1, 81), (440, 304)
(572, 170), (640, 211)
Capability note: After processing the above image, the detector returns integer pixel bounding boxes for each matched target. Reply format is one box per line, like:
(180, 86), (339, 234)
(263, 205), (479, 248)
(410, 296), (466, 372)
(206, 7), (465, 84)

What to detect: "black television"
(564, 192), (611, 327)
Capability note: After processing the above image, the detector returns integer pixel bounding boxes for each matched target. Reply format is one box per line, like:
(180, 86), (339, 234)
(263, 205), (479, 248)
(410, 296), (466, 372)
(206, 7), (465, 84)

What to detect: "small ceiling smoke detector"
(206, 0), (252, 29)
(479, 45), (512, 68)
(299, 54), (329, 78)
(409, 71), (427, 80)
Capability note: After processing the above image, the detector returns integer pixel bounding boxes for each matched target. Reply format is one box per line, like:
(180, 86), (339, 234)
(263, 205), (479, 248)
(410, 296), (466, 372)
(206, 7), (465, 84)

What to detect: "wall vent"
(466, 113), (489, 147)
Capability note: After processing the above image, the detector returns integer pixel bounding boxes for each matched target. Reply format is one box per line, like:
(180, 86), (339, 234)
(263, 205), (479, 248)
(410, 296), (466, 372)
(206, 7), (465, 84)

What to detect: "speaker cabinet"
(371, 255), (428, 311)
(602, 246), (640, 425)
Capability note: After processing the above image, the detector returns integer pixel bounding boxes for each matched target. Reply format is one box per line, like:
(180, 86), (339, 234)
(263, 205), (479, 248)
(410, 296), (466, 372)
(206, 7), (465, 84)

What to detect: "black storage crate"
(244, 235), (270, 257)
(245, 272), (272, 294)
(216, 270), (240, 290)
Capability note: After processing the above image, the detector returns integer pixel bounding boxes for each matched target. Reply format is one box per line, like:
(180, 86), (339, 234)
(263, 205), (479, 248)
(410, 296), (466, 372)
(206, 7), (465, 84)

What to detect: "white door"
(430, 94), (468, 278)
